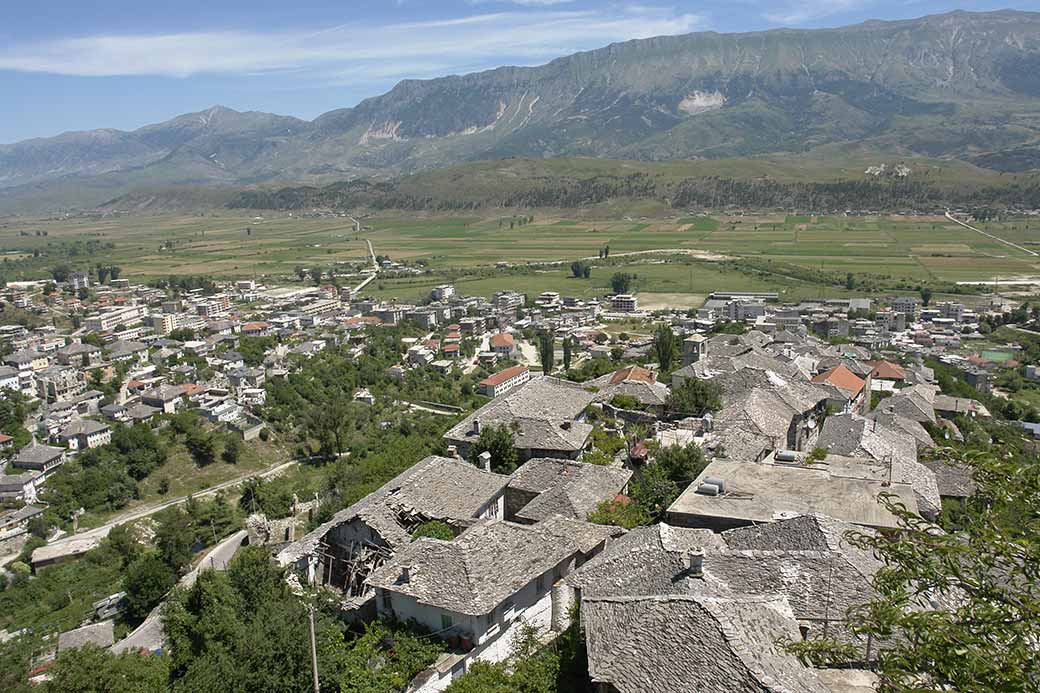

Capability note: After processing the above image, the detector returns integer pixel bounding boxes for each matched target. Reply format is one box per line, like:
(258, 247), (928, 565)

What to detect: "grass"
(3, 210), (1040, 295)
(77, 434), (291, 530)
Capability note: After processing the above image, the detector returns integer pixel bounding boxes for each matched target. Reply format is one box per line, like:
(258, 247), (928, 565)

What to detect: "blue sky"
(1, 0), (1035, 144)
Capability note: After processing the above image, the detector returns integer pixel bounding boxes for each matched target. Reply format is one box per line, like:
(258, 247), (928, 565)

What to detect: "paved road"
(945, 211), (1039, 257)
(45, 460), (297, 553)
(112, 529), (248, 654)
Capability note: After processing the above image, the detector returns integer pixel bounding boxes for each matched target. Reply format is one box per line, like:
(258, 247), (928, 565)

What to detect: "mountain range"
(2, 10), (1040, 212)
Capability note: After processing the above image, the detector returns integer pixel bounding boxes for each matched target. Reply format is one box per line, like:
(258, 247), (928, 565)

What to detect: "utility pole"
(308, 605), (320, 693)
(308, 561), (320, 693)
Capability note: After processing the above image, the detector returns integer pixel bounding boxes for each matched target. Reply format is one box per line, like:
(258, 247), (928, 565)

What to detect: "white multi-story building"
(610, 294), (639, 313)
(431, 284), (456, 301)
(891, 296), (920, 321)
(479, 365), (531, 398)
(84, 305), (146, 333)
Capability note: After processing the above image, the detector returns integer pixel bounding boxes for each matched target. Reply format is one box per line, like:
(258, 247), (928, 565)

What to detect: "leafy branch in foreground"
(807, 445), (1040, 691)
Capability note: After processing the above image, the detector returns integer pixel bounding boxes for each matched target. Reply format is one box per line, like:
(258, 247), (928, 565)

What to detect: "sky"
(1, 0), (1036, 144)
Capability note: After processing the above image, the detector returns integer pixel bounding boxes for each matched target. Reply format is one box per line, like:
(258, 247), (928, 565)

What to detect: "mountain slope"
(2, 9), (1040, 206)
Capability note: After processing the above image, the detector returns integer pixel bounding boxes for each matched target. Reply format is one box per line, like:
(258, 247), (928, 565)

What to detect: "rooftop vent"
(695, 483), (720, 496)
(683, 549), (705, 578)
(703, 476), (726, 493)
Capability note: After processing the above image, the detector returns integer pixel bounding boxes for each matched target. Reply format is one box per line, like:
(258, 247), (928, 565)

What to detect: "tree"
(309, 267), (323, 285)
(238, 477), (294, 518)
(667, 377), (723, 417)
(655, 442), (708, 488)
(562, 338), (572, 372)
(108, 266), (122, 281)
(569, 260), (588, 278)
(920, 286), (933, 306)
(185, 430), (217, 467)
(50, 264), (72, 283)
(411, 520), (455, 541)
(469, 424), (518, 474)
(153, 506), (194, 573)
(845, 272), (855, 290)
(96, 266), (110, 284)
(793, 444), (1040, 690)
(610, 272), (634, 294)
(123, 552), (177, 621)
(45, 645), (171, 693)
(653, 324), (678, 372)
(538, 332), (555, 375)
(588, 497), (651, 529)
(221, 435), (243, 465)
(629, 463), (679, 518)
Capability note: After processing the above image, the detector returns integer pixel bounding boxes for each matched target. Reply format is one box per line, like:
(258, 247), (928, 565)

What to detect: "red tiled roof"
(609, 365), (656, 385)
(243, 321), (270, 331)
(867, 360), (907, 381)
(345, 316), (383, 327)
(480, 364), (528, 387)
(443, 343), (460, 352)
(812, 364), (866, 397)
(179, 383), (207, 396)
(0, 434), (12, 443)
(490, 333), (515, 348)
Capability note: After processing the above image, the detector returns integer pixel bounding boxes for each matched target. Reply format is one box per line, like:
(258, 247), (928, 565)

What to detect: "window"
(441, 614), (453, 631)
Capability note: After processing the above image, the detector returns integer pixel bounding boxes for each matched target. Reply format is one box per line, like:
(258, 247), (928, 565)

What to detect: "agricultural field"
(4, 211), (1040, 299)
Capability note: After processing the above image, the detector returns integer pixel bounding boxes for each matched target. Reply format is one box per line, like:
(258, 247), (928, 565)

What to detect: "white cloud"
(762, 0), (872, 25)
(0, 7), (702, 82)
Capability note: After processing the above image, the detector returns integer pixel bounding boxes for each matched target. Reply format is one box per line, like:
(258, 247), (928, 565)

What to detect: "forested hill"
(224, 166), (1040, 214)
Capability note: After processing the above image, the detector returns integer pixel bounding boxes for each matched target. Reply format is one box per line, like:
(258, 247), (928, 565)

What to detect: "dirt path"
(945, 211), (1038, 258)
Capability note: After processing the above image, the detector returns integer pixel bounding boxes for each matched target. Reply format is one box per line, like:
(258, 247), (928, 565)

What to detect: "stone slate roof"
(58, 342), (101, 356)
(509, 458), (632, 523)
(445, 376), (596, 453)
(708, 369), (829, 461)
(589, 367), (670, 407)
(566, 524), (727, 597)
(582, 594), (831, 693)
(919, 457), (977, 498)
(58, 621), (115, 651)
(107, 340), (147, 357)
(876, 384), (937, 424)
(14, 442), (64, 466)
(277, 455), (510, 566)
(60, 419), (110, 437)
(867, 410), (935, 450)
(366, 517), (604, 616)
(817, 414), (940, 517)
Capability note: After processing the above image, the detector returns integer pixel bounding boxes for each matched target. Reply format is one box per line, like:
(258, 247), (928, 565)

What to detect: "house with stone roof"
(13, 442), (66, 478)
(445, 376), (597, 461)
(367, 516), (621, 692)
(588, 365), (670, 411)
(276, 455), (511, 608)
(569, 515), (899, 690)
(505, 457), (632, 523)
(817, 413), (940, 518)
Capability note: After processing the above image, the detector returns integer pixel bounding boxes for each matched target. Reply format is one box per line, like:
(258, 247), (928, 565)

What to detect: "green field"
(4, 211), (1040, 300)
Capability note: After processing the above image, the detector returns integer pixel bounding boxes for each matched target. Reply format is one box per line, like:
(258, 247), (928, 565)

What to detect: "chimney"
(478, 451), (492, 472)
(684, 549), (705, 578)
(401, 566), (412, 583)
(447, 445), (459, 459)
(472, 419), (481, 435)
